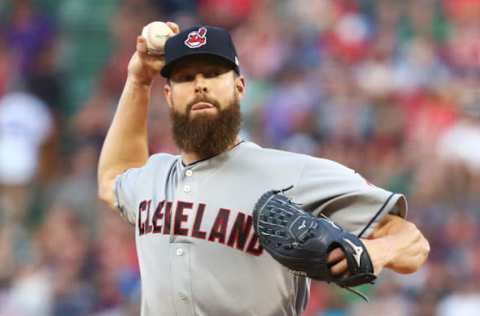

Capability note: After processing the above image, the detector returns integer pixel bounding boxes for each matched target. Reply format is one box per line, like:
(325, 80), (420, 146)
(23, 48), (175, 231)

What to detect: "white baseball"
(141, 21), (174, 55)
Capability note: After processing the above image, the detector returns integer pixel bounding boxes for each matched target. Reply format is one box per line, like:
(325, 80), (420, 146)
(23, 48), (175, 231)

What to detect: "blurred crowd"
(0, 0), (479, 315)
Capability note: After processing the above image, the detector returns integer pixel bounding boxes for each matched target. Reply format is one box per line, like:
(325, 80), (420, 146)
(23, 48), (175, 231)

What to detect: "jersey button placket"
(183, 168), (194, 194)
(171, 245), (193, 314)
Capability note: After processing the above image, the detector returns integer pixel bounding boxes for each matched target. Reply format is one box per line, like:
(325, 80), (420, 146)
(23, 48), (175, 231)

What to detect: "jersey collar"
(178, 140), (246, 170)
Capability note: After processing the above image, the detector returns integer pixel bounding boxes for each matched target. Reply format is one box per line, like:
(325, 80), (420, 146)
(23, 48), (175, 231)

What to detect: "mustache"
(186, 96), (221, 113)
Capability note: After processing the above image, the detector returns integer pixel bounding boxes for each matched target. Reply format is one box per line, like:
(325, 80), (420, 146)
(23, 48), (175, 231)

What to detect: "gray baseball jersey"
(114, 141), (407, 316)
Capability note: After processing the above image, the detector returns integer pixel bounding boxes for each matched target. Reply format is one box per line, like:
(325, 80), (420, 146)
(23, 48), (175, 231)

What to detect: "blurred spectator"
(0, 33), (15, 95)
(0, 92), (54, 219)
(38, 205), (94, 315)
(437, 280), (480, 316)
(233, 3), (291, 79)
(437, 94), (480, 175)
(199, 0), (255, 28)
(323, 1), (372, 64)
(0, 266), (53, 316)
(5, 0), (55, 76)
(47, 143), (100, 228)
(263, 68), (316, 146)
(93, 209), (138, 313)
(24, 39), (64, 117)
(444, 0), (480, 71)
(393, 38), (451, 93)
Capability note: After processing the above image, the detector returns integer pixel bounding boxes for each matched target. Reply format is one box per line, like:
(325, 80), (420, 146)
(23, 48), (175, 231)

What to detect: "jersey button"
(184, 185), (191, 193)
(176, 248), (184, 256)
(185, 170), (193, 177)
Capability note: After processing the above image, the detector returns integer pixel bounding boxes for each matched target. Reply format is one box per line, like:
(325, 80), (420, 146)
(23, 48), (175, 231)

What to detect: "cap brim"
(161, 52), (239, 78)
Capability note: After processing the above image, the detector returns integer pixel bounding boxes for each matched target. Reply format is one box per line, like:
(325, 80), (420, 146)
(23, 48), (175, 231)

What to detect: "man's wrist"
(363, 238), (395, 274)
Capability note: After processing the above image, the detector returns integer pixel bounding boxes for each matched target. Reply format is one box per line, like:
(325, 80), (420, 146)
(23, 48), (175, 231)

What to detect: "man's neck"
(181, 136), (241, 165)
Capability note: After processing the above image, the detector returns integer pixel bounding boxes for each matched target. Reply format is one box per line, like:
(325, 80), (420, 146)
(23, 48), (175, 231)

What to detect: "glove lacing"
(275, 186), (372, 302)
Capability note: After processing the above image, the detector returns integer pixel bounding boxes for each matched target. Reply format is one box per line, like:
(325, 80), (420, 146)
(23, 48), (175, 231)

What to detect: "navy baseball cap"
(161, 25), (240, 78)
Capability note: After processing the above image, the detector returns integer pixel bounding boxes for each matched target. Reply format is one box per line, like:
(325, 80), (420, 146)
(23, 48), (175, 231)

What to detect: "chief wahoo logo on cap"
(184, 27), (208, 48)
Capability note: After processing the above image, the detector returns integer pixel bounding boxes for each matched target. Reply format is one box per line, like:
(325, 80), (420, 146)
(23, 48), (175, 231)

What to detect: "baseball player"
(98, 23), (430, 316)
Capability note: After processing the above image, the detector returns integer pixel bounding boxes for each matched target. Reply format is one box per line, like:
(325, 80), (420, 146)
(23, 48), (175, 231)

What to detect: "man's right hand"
(127, 22), (180, 86)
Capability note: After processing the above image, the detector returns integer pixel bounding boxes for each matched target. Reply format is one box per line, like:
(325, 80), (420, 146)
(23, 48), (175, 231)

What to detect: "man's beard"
(169, 95), (242, 160)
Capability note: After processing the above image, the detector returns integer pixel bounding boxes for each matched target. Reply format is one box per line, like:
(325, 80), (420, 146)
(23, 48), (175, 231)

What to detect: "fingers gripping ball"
(253, 189), (376, 288)
(141, 21), (174, 55)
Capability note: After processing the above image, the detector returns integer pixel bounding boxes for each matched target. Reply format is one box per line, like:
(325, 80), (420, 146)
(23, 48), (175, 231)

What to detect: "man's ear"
(163, 83), (173, 109)
(235, 75), (246, 100)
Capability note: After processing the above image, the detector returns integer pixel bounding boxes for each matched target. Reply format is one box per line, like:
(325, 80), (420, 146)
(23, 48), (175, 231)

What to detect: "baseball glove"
(253, 188), (376, 290)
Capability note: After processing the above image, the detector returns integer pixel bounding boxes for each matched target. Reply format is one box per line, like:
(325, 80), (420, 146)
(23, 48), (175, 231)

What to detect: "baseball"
(141, 21), (174, 55)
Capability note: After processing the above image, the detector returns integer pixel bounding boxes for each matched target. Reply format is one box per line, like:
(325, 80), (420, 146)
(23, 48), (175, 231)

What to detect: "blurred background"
(0, 0), (479, 315)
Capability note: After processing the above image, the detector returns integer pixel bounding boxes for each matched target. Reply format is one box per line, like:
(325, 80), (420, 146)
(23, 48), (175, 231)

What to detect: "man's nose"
(194, 74), (209, 94)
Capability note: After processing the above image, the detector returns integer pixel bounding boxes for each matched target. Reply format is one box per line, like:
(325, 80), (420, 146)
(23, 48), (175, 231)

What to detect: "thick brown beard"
(169, 96), (242, 160)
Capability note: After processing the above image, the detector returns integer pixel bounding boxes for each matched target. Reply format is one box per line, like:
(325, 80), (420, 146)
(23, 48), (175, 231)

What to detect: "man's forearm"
(97, 77), (151, 201)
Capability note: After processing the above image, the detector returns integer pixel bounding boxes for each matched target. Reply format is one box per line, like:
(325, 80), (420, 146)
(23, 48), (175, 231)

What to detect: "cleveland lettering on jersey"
(138, 199), (263, 256)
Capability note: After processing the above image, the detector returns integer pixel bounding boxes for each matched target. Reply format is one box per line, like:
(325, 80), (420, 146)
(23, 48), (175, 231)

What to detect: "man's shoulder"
(239, 141), (357, 176)
(240, 141), (311, 160)
(120, 153), (177, 178)
(238, 141), (327, 174)
(148, 152), (178, 163)
(136, 152), (178, 173)
(240, 141), (333, 165)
